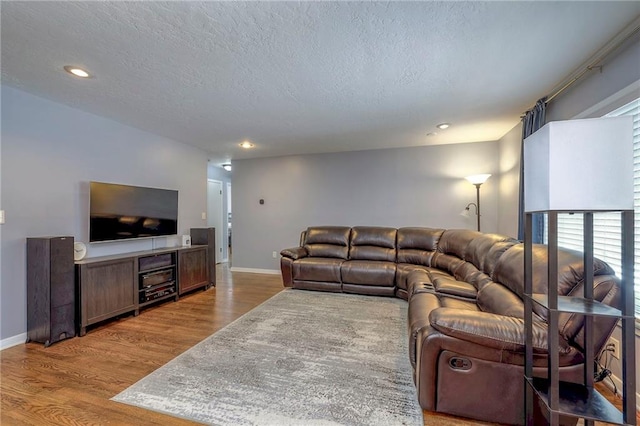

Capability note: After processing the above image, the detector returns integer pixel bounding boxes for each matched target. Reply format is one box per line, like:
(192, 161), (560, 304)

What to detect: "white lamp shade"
(465, 174), (491, 185)
(524, 116), (634, 212)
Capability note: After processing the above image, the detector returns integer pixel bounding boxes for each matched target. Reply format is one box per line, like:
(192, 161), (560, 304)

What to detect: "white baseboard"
(1, 333), (26, 351)
(229, 267), (280, 275)
(604, 372), (640, 412)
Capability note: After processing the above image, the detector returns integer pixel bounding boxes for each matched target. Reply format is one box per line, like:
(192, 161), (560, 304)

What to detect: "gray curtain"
(517, 98), (546, 242)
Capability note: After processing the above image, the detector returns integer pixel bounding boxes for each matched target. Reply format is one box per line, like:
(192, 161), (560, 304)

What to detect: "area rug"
(112, 289), (423, 425)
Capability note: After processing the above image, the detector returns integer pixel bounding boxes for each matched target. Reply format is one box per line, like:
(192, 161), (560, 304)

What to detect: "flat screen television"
(90, 181), (178, 243)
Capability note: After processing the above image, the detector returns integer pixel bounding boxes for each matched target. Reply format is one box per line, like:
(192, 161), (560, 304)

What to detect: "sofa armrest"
(432, 277), (477, 299)
(429, 308), (554, 353)
(280, 247), (308, 260)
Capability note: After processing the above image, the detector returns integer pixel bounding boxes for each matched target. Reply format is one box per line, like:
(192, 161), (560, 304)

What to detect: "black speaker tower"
(26, 236), (76, 346)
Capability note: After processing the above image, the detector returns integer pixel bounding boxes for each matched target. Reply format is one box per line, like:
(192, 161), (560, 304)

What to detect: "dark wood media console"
(75, 245), (209, 336)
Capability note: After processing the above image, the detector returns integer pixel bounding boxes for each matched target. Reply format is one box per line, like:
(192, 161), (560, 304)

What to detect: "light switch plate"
(201, 212), (207, 220)
(0, 210), (5, 224)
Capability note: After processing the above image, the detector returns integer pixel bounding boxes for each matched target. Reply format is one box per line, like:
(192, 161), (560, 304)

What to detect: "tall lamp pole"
(464, 174), (491, 232)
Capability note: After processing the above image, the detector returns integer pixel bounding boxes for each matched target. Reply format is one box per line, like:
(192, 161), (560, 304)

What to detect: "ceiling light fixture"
(222, 164), (232, 172)
(63, 66), (91, 78)
(436, 123), (450, 130)
(239, 141), (254, 149)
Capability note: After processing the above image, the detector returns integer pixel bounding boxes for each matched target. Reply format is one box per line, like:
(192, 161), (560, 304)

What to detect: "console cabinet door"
(78, 258), (136, 335)
(178, 247), (209, 295)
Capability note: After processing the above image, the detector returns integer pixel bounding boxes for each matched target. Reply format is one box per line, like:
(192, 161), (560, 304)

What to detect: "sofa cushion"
(430, 253), (465, 276)
(451, 261), (493, 291)
(476, 282), (524, 318)
(492, 243), (615, 322)
(466, 233), (518, 268)
(304, 226), (351, 259)
(349, 226), (397, 261)
(560, 275), (621, 351)
(483, 240), (519, 276)
(397, 227), (444, 265)
(493, 244), (615, 298)
(436, 229), (482, 258)
(439, 296), (480, 310)
(293, 257), (344, 283)
(341, 260), (396, 286)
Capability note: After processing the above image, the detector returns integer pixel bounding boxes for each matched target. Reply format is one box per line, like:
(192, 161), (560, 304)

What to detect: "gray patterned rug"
(112, 289), (423, 425)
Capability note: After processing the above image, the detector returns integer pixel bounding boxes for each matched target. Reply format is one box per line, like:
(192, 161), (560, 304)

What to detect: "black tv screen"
(90, 182), (178, 242)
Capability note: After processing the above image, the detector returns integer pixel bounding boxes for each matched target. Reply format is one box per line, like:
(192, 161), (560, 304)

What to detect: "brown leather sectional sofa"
(280, 226), (622, 425)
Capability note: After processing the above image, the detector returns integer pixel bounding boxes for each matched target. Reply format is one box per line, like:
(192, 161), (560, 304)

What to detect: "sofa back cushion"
(453, 262), (492, 290)
(430, 253), (466, 277)
(466, 234), (518, 269)
(493, 243), (615, 323)
(437, 229), (482, 259)
(477, 282), (525, 318)
(303, 226), (352, 259)
(561, 276), (621, 355)
(349, 226), (397, 261)
(483, 241), (519, 277)
(397, 227), (444, 265)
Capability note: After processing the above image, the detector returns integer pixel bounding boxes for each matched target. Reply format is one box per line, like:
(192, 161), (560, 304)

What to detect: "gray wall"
(548, 36), (640, 122)
(1, 86), (208, 341)
(497, 122), (522, 237)
(232, 141), (500, 271)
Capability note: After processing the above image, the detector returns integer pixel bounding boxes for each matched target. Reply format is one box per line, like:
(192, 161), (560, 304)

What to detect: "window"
(550, 98), (640, 320)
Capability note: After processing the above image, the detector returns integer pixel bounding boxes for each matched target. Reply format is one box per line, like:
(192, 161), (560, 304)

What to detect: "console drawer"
(139, 253), (174, 271)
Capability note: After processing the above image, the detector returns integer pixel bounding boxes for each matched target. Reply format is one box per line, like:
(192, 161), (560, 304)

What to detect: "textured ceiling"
(2, 2), (640, 166)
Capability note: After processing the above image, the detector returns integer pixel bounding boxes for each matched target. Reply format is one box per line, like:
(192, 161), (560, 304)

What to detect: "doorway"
(227, 182), (232, 261)
(207, 179), (224, 263)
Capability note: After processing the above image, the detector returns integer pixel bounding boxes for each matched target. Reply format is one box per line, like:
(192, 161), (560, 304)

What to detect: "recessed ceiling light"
(63, 65), (91, 78)
(239, 141), (254, 149)
(436, 123), (450, 130)
(222, 164), (232, 171)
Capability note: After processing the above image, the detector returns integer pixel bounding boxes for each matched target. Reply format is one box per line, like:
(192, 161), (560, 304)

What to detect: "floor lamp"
(461, 174), (491, 231)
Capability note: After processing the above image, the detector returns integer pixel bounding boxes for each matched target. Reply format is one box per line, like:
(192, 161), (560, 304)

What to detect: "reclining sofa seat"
(282, 226), (351, 292)
(280, 226), (622, 425)
(395, 227), (445, 300)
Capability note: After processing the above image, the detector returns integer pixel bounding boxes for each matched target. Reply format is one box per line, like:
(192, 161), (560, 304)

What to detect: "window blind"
(550, 98), (640, 319)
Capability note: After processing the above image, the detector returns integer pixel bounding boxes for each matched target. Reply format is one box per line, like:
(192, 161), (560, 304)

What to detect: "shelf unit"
(137, 251), (178, 308)
(76, 245), (209, 336)
(524, 210), (636, 425)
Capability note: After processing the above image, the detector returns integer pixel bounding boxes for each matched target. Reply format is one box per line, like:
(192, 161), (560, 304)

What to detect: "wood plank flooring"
(0, 263), (633, 425)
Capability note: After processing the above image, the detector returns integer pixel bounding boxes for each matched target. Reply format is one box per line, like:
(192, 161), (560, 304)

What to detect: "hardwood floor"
(0, 263), (632, 425)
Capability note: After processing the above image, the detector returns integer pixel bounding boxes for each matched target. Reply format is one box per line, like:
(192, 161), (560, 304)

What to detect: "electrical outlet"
(272, 251), (277, 259)
(609, 337), (620, 359)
